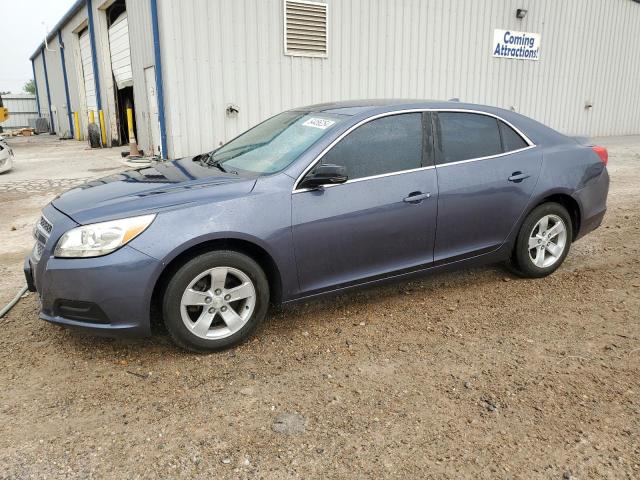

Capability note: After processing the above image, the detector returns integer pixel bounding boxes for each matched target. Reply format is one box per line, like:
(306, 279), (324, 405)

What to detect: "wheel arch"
(533, 192), (582, 240)
(150, 237), (284, 327)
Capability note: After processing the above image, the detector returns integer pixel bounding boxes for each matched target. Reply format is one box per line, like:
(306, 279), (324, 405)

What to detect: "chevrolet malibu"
(25, 100), (609, 352)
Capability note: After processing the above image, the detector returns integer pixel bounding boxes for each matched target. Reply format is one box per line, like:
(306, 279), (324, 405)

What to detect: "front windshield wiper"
(198, 151), (227, 172)
(198, 151), (241, 175)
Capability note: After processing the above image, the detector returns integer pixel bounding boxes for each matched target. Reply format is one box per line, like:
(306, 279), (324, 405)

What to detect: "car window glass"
(499, 120), (529, 152)
(213, 111), (345, 175)
(320, 113), (423, 180)
(437, 112), (502, 163)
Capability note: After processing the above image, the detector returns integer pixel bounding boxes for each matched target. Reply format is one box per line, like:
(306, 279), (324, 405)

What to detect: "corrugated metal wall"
(158, 0), (640, 159)
(1, 95), (38, 129)
(43, 34), (74, 137)
(60, 8), (91, 140)
(32, 55), (48, 126)
(31, 6), (90, 139)
(127, 0), (155, 155)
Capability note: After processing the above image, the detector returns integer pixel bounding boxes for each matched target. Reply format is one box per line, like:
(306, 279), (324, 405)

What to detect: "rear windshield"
(210, 111), (345, 175)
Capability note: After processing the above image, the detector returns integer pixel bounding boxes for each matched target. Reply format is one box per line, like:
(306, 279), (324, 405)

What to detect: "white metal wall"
(158, 0), (640, 159)
(32, 55), (48, 126)
(126, 0), (155, 155)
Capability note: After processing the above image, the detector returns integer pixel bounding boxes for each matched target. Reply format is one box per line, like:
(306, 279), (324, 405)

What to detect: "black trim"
(23, 258), (37, 292)
(432, 112), (444, 165)
(53, 300), (110, 324)
(421, 112), (435, 167)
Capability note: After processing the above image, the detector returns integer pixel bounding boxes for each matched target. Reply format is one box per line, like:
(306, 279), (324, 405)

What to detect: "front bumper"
(25, 205), (161, 337)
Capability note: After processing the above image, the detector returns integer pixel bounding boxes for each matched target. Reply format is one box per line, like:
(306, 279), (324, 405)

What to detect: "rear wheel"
(162, 250), (269, 352)
(511, 202), (573, 278)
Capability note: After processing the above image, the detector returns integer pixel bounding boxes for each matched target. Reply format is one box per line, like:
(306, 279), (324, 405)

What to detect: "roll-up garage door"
(79, 29), (97, 114)
(108, 12), (133, 89)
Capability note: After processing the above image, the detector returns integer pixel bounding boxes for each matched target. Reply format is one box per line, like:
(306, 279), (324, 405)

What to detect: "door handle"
(403, 192), (431, 203)
(508, 171), (530, 183)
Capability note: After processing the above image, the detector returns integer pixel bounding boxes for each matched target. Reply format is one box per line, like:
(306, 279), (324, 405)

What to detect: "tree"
(23, 79), (36, 95)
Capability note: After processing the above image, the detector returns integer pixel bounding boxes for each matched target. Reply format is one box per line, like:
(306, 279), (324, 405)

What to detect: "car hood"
(52, 157), (257, 224)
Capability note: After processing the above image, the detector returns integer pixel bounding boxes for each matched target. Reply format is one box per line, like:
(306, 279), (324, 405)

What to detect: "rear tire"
(511, 202), (573, 278)
(162, 250), (269, 352)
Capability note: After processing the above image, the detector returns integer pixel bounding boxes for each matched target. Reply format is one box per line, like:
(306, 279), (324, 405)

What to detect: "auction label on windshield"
(303, 118), (336, 129)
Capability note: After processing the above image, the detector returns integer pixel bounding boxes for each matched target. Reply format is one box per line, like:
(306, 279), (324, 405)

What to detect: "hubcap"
(528, 214), (567, 268)
(180, 266), (256, 340)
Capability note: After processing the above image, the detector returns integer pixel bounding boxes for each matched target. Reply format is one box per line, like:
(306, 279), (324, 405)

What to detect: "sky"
(0, 0), (76, 93)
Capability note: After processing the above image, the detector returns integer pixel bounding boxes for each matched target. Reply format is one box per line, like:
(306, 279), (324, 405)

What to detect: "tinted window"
(321, 113), (423, 180)
(437, 112), (502, 163)
(499, 120), (529, 152)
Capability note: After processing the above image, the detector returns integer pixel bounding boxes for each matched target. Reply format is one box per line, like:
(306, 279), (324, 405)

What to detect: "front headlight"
(54, 214), (156, 258)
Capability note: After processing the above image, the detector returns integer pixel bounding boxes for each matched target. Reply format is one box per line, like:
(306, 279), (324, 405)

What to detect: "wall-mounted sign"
(493, 29), (541, 60)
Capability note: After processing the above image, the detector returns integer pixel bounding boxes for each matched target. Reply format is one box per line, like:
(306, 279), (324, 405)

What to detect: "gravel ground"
(0, 136), (639, 479)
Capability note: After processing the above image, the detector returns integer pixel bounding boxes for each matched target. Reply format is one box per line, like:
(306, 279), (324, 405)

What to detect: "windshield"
(207, 111), (345, 174)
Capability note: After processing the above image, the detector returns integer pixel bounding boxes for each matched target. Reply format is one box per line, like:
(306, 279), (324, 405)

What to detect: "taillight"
(592, 145), (608, 166)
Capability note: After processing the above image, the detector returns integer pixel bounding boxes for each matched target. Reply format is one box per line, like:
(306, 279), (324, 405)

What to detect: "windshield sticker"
(302, 118), (336, 129)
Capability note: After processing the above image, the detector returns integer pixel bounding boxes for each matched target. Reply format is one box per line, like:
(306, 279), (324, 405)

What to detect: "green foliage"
(23, 79), (36, 95)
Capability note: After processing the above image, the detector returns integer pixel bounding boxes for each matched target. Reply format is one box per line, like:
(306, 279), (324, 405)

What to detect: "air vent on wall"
(284, 0), (328, 57)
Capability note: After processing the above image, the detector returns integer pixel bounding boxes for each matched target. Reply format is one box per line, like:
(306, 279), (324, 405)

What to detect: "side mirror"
(299, 164), (348, 189)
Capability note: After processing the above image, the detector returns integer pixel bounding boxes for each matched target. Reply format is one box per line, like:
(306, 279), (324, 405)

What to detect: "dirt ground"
(0, 135), (639, 479)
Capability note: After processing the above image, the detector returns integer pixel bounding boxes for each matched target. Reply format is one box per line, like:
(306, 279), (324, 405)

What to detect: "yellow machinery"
(0, 93), (8, 125)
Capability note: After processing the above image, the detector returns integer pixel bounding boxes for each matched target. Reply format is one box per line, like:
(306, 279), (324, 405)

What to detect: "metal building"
(30, 0), (640, 160)
(0, 95), (38, 130)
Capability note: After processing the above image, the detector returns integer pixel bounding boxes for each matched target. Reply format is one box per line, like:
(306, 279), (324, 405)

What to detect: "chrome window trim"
(292, 108), (536, 193)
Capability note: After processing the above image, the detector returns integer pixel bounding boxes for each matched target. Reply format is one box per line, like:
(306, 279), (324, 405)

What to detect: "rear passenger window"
(499, 120), (529, 152)
(321, 113), (423, 180)
(437, 112), (502, 163)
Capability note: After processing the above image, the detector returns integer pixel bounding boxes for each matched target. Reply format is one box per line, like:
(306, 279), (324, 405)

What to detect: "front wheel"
(511, 202), (573, 278)
(162, 250), (270, 352)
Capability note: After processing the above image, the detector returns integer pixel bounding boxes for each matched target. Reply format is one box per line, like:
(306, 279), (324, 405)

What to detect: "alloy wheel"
(527, 214), (567, 268)
(180, 266), (256, 340)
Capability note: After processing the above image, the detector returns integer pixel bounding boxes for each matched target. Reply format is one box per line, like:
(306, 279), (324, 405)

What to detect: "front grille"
(33, 215), (53, 262)
(39, 216), (53, 235)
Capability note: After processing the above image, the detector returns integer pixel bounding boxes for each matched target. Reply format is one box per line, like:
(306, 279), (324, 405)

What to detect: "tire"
(88, 123), (102, 148)
(511, 202), (573, 278)
(162, 250), (269, 352)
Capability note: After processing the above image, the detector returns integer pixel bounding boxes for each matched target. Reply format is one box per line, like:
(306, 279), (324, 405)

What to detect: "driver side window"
(321, 113), (424, 180)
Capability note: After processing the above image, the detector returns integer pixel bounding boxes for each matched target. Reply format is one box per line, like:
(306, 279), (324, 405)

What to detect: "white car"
(0, 135), (13, 173)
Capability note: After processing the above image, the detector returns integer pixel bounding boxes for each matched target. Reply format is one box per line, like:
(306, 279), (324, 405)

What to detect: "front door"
(292, 112), (438, 295)
(433, 111), (543, 262)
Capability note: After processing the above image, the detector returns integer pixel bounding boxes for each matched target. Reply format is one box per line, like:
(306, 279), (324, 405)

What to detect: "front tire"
(162, 250), (269, 352)
(511, 202), (573, 278)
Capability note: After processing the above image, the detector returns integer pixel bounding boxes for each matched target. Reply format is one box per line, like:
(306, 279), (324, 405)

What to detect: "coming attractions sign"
(493, 29), (541, 60)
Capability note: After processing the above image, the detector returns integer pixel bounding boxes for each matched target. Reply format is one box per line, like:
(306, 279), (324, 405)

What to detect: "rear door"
(292, 112), (438, 295)
(433, 111), (542, 263)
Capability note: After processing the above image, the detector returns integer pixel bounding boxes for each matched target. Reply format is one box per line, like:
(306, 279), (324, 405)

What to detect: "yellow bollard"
(126, 107), (140, 156)
(98, 110), (107, 147)
(73, 111), (80, 140)
(89, 110), (95, 124)
(126, 107), (135, 143)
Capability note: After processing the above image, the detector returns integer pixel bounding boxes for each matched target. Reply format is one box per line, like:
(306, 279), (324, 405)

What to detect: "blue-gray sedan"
(25, 100), (609, 351)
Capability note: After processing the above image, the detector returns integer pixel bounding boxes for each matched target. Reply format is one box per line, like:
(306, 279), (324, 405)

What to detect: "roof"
(294, 99), (570, 146)
(29, 0), (85, 61)
(296, 99), (498, 116)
